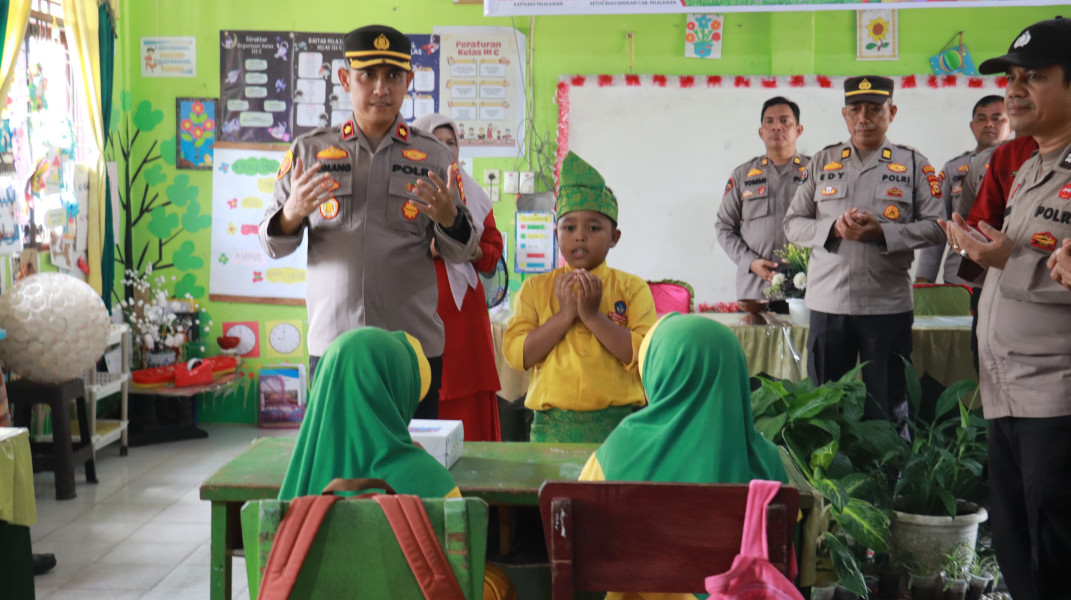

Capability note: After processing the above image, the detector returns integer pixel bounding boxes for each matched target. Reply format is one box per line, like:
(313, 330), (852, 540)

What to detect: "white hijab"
(411, 113), (494, 310)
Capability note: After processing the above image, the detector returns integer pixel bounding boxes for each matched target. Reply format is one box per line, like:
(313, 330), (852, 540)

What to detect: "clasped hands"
(939, 213), (1014, 271)
(555, 270), (604, 322)
(833, 207), (884, 242)
(283, 157), (459, 227)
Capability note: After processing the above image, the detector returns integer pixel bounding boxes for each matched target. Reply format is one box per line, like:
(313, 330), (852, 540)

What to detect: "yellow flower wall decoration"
(866, 17), (891, 50)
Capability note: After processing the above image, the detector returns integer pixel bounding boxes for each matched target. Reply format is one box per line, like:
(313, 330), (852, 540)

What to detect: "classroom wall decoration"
(176, 98), (217, 170)
(209, 146), (307, 304)
(434, 27), (526, 158)
(485, 0), (1045, 15)
(222, 321), (260, 358)
(140, 36), (196, 77)
(403, 35), (442, 124)
(857, 9), (898, 61)
(0, 180), (20, 255)
(219, 31), (295, 145)
(929, 32), (979, 76)
(556, 73), (1005, 304)
(684, 14), (724, 60)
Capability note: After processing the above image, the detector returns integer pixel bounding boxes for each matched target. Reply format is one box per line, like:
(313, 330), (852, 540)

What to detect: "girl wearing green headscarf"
(578, 313), (787, 600)
(279, 327), (460, 499)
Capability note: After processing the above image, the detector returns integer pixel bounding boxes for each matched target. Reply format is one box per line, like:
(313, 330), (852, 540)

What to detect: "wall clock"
(266, 320), (303, 357)
(223, 322), (260, 358)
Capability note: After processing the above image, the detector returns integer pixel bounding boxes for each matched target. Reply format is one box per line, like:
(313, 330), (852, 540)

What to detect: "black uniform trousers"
(806, 309), (913, 424)
(310, 354), (443, 420)
(988, 415), (1071, 600)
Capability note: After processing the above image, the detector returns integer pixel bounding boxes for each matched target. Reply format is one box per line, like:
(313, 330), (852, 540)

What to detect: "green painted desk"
(199, 437), (596, 600)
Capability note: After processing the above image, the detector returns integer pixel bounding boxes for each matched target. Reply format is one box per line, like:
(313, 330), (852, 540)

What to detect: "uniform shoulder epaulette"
(819, 141), (847, 153)
(949, 149), (972, 162)
(894, 142), (923, 155)
(292, 125), (334, 145)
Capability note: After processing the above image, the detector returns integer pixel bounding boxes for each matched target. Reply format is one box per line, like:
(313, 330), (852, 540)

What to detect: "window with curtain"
(0, 0), (95, 278)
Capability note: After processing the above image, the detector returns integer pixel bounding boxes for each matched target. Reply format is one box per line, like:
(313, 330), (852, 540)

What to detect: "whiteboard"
(559, 74), (1005, 304)
(209, 146), (308, 303)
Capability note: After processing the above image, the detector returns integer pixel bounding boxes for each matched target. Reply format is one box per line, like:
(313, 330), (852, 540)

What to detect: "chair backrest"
(647, 280), (695, 315)
(538, 480), (799, 599)
(241, 496), (488, 599)
(912, 283), (973, 316)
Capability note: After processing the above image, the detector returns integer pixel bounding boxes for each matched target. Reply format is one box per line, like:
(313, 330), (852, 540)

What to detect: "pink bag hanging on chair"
(705, 480), (804, 600)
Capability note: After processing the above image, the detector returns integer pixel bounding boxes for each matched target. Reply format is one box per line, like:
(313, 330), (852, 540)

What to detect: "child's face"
(556, 210), (620, 270)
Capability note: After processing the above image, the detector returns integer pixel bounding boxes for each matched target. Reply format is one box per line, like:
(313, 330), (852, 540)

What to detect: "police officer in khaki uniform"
(916, 95), (1010, 285)
(784, 76), (945, 423)
(259, 25), (478, 418)
(716, 96), (810, 311)
(945, 17), (1071, 599)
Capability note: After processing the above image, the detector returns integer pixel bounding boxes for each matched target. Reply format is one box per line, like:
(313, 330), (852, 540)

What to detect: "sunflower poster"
(857, 9), (897, 61)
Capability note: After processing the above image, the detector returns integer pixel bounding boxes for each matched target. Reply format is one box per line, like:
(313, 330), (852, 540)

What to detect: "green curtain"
(98, 2), (115, 309)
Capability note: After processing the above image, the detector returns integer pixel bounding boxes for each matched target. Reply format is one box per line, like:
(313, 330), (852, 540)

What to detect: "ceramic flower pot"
(891, 504), (988, 575)
(786, 297), (810, 326)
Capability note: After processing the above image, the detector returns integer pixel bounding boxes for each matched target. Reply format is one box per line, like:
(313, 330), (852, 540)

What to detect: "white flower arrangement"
(793, 272), (807, 291)
(120, 267), (200, 358)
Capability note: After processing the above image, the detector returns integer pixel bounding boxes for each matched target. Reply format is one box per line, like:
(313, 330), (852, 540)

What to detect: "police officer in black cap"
(943, 16), (1071, 600)
(259, 25), (478, 418)
(785, 75), (944, 427)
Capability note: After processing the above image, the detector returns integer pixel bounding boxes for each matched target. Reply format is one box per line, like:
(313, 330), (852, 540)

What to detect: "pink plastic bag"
(705, 480), (804, 600)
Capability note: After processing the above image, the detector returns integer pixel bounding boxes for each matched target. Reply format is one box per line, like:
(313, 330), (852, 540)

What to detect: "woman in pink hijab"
(412, 113), (503, 441)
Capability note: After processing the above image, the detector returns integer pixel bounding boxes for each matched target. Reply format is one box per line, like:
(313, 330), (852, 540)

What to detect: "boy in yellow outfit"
(504, 151), (656, 443)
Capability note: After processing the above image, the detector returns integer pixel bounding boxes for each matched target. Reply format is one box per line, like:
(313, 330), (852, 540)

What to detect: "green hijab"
(279, 328), (456, 499)
(594, 313), (787, 484)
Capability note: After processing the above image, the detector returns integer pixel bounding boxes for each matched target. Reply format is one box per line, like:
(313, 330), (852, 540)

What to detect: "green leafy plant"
(893, 359), (987, 517)
(751, 366), (898, 596)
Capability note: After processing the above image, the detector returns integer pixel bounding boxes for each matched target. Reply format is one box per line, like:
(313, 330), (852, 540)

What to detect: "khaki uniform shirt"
(917, 150), (974, 285)
(977, 141), (1071, 419)
(961, 146), (997, 218)
(784, 138), (946, 315)
(715, 154), (810, 299)
(259, 114), (478, 357)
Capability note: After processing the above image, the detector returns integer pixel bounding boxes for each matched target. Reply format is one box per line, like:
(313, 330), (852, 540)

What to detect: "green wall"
(118, 1), (1066, 423)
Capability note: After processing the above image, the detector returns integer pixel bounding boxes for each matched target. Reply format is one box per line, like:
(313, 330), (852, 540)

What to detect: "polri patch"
(402, 148), (428, 161)
(724, 178), (735, 194)
(922, 165), (936, 175)
(1031, 231), (1057, 252)
(841, 148), (851, 159)
(823, 161), (843, 171)
(953, 185), (962, 195)
(277, 150), (293, 180)
(881, 148), (892, 160)
(316, 146), (349, 160)
(402, 200), (420, 221)
(958, 164), (970, 173)
(1059, 183), (1071, 200)
(319, 198), (339, 220)
(887, 187), (903, 197)
(927, 174), (942, 197)
(747, 167), (763, 177)
(883, 205), (900, 220)
(887, 163), (907, 174)
(742, 190), (754, 199)
(395, 123), (409, 142)
(341, 121), (356, 140)
(821, 186), (837, 196)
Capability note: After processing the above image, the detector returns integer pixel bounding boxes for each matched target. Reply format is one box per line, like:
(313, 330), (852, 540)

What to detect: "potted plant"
(905, 559), (944, 600)
(889, 360), (989, 575)
(120, 266), (207, 368)
(941, 549), (970, 600)
(763, 242), (811, 324)
(965, 550), (998, 600)
(752, 365), (896, 597)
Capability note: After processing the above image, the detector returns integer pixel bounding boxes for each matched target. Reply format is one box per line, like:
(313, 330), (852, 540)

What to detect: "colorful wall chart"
(219, 31), (295, 145)
(209, 146), (307, 303)
(435, 27), (526, 158)
(514, 211), (555, 273)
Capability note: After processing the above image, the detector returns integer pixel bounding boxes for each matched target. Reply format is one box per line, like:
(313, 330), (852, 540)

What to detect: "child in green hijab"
(279, 327), (459, 499)
(503, 151), (657, 443)
(579, 313), (788, 600)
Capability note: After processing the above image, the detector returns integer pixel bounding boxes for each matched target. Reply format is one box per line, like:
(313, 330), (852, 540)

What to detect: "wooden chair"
(538, 481), (799, 599)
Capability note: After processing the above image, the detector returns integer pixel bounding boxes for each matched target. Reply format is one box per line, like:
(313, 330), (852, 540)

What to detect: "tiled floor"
(30, 424), (297, 600)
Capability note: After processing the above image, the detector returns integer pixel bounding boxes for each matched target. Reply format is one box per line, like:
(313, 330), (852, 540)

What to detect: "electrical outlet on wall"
(519, 171), (535, 194)
(503, 171), (520, 194)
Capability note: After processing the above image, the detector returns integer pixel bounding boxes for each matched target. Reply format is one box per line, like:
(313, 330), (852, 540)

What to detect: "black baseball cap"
(844, 76), (894, 105)
(979, 17), (1071, 75)
(344, 25), (411, 72)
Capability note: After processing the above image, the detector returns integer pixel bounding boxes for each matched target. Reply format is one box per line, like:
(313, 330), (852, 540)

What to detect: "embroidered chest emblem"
(887, 163), (907, 173)
(316, 146), (349, 160)
(883, 205), (901, 220)
(402, 200), (420, 221)
(319, 198), (340, 220)
(1031, 231), (1056, 252)
(401, 148), (428, 161)
(823, 161), (843, 171)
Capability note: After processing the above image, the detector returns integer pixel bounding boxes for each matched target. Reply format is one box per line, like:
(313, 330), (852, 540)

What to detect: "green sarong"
(529, 406), (633, 444)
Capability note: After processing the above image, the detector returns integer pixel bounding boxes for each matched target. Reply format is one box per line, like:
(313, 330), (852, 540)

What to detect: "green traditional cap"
(556, 151), (618, 223)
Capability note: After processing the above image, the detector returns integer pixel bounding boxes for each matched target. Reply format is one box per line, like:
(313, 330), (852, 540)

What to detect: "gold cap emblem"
(373, 34), (390, 51)
(859, 78), (872, 91)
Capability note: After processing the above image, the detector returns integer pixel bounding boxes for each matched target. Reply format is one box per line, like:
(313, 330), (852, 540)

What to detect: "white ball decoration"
(0, 273), (111, 383)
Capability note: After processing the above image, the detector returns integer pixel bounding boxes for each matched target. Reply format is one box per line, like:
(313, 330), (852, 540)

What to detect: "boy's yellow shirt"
(503, 262), (656, 412)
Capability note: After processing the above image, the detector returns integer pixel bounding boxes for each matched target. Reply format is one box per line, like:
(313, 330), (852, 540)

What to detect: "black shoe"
(32, 553), (57, 576)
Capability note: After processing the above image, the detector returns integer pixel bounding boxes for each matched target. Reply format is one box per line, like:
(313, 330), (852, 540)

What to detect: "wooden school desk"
(199, 438), (597, 600)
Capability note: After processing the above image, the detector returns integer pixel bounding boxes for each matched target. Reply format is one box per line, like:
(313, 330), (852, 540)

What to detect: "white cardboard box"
(408, 419), (465, 469)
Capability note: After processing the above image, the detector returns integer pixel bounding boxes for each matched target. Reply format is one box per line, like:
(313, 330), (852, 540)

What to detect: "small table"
(200, 438), (597, 600)
(129, 372), (239, 446)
